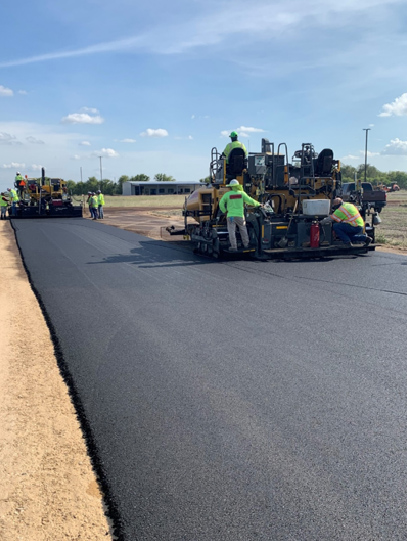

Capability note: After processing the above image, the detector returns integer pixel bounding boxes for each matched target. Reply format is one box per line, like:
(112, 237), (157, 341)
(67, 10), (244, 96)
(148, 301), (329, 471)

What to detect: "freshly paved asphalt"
(12, 218), (407, 540)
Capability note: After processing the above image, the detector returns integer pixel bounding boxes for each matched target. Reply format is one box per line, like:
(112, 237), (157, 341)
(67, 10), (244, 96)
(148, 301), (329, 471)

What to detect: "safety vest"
(91, 195), (98, 208)
(0, 196), (8, 207)
(10, 189), (18, 202)
(97, 193), (105, 205)
(332, 202), (364, 228)
(219, 186), (260, 218)
(222, 141), (247, 163)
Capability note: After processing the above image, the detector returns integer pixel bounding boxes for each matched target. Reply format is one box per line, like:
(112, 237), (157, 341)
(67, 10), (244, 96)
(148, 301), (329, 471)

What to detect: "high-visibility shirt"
(332, 202), (364, 228)
(9, 189), (18, 202)
(97, 193), (105, 206)
(219, 186), (260, 218)
(91, 195), (98, 208)
(222, 141), (247, 163)
(0, 196), (8, 207)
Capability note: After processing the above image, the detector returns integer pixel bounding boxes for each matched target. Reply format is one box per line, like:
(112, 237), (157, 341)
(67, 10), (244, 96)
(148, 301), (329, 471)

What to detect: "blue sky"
(1, 0), (407, 192)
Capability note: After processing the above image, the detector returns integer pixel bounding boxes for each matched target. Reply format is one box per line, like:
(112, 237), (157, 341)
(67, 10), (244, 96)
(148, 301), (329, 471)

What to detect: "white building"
(122, 181), (204, 196)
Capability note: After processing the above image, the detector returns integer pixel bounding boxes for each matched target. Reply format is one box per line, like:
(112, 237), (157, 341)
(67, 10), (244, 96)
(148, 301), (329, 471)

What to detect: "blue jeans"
(11, 201), (17, 216)
(333, 223), (367, 244)
(98, 205), (104, 219)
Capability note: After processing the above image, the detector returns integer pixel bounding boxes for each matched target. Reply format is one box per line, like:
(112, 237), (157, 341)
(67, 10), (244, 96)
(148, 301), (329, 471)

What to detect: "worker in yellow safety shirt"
(320, 197), (372, 247)
(0, 192), (9, 220)
(7, 187), (18, 217)
(97, 190), (105, 219)
(90, 192), (99, 220)
(221, 131), (247, 164)
(219, 179), (262, 252)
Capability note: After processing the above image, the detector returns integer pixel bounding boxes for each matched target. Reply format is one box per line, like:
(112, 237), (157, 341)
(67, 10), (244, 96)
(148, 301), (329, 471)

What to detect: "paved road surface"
(12, 218), (407, 540)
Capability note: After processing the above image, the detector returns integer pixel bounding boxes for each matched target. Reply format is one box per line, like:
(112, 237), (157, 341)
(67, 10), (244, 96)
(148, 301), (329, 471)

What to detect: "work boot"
(229, 247), (238, 252)
(365, 236), (373, 246)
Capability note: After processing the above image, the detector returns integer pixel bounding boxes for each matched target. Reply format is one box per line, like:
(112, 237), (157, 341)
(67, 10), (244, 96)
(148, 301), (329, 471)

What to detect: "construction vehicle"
(340, 182), (387, 213)
(168, 140), (379, 259)
(10, 168), (82, 218)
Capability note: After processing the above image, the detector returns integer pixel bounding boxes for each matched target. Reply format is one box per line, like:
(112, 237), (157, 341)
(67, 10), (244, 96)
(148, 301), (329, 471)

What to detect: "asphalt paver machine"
(169, 140), (378, 259)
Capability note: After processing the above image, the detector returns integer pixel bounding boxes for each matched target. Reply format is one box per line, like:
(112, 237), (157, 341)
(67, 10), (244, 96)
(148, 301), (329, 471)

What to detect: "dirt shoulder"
(0, 220), (114, 541)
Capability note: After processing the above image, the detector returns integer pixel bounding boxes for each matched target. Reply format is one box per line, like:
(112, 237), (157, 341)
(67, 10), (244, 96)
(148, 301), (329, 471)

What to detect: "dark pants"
(333, 223), (368, 244)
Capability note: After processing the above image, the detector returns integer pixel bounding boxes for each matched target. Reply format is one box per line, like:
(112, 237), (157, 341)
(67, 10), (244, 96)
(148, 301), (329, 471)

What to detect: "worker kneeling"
(320, 197), (372, 246)
(219, 179), (261, 252)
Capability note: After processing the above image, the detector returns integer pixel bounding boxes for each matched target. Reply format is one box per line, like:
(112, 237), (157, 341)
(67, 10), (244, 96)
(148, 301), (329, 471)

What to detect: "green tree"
(199, 176), (211, 183)
(154, 173), (176, 182)
(130, 174), (150, 182)
(340, 164), (357, 182)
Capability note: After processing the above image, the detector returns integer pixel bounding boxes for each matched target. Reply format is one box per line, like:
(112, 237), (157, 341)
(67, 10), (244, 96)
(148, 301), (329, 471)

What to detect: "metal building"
(122, 181), (203, 196)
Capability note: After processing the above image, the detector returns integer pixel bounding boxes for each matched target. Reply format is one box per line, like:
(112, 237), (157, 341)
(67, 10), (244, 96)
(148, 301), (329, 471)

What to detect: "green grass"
(103, 195), (186, 208)
(375, 202), (407, 249)
(77, 194), (187, 208)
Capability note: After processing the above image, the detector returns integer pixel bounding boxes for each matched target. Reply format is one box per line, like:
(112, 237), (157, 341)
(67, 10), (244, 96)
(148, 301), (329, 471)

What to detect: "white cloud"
(140, 128), (168, 138)
(221, 126), (265, 138)
(381, 138), (407, 155)
(341, 154), (360, 162)
(0, 132), (17, 144)
(188, 135), (193, 140)
(61, 113), (104, 125)
(379, 93), (407, 117)
(120, 138), (137, 143)
(18, 90), (28, 95)
(80, 141), (91, 146)
(0, 85), (13, 97)
(71, 154), (81, 160)
(2, 162), (25, 169)
(91, 148), (119, 158)
(79, 107), (100, 114)
(26, 136), (45, 144)
(30, 164), (43, 171)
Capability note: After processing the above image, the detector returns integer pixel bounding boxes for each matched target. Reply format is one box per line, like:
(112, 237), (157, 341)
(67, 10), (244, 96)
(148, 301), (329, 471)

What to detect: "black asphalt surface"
(12, 217), (407, 541)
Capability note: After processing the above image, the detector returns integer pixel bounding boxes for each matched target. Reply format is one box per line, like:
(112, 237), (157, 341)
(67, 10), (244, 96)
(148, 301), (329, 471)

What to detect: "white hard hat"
(228, 179), (239, 186)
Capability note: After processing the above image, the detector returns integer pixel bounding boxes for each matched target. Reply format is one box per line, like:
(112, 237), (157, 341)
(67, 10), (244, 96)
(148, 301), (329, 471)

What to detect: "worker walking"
(222, 131), (247, 163)
(7, 188), (18, 217)
(0, 192), (9, 220)
(97, 190), (105, 219)
(320, 197), (372, 246)
(219, 179), (261, 251)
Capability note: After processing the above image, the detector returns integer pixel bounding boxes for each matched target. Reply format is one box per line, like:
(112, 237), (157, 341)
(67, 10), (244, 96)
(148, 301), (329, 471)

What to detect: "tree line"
(35, 164), (407, 196)
(340, 164), (407, 189)
(63, 173), (176, 196)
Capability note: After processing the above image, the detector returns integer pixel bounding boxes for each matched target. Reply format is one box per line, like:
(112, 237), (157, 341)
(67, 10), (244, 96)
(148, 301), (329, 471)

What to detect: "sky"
(1, 0), (407, 192)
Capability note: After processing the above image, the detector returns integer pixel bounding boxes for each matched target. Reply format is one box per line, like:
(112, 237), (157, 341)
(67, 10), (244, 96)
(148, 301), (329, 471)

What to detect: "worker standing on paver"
(0, 192), (9, 220)
(97, 190), (105, 219)
(219, 179), (261, 252)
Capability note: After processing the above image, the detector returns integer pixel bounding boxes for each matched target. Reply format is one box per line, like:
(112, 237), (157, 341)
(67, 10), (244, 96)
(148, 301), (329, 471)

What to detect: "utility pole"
(363, 128), (371, 184)
(98, 156), (103, 190)
(80, 167), (83, 183)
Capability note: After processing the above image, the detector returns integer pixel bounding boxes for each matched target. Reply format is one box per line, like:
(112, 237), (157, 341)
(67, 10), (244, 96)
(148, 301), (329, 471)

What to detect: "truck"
(339, 182), (387, 213)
